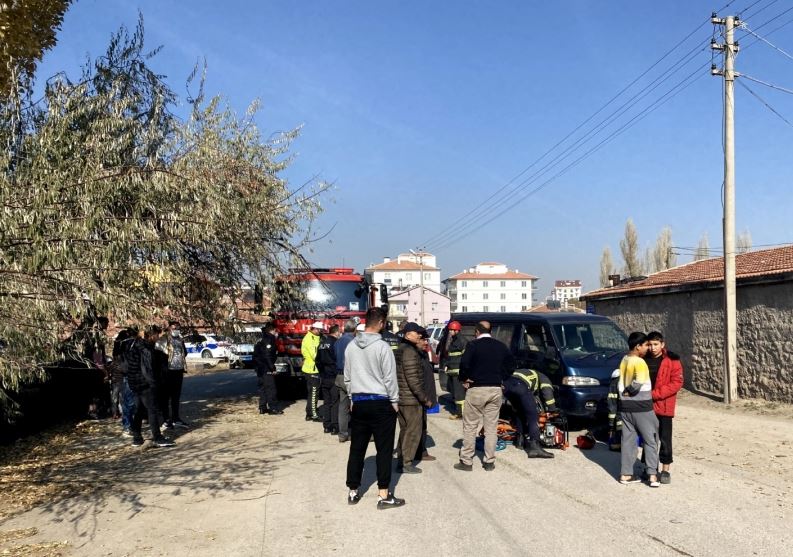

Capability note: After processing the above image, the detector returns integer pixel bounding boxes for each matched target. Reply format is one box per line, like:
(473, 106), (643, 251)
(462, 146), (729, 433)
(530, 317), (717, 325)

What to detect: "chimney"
(608, 274), (621, 287)
(383, 257), (391, 263)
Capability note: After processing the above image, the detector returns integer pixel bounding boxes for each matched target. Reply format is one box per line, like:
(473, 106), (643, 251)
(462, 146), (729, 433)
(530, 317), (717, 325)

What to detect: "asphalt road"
(3, 369), (791, 556)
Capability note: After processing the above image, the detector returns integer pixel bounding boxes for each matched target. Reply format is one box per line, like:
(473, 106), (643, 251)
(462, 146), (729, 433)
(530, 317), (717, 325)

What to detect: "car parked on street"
(425, 323), (445, 367)
(184, 333), (230, 360)
(228, 331), (260, 368)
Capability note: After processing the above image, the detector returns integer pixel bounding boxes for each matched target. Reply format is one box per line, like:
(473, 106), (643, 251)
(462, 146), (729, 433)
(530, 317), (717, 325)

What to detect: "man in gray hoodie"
(344, 307), (405, 510)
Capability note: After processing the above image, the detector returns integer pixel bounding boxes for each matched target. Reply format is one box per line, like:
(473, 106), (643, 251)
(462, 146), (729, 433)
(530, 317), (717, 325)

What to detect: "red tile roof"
(368, 261), (439, 271)
(446, 271), (538, 280)
(582, 245), (793, 299)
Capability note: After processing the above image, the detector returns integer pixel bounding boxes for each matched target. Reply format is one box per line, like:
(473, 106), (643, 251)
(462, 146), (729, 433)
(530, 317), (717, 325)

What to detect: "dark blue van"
(443, 312), (628, 418)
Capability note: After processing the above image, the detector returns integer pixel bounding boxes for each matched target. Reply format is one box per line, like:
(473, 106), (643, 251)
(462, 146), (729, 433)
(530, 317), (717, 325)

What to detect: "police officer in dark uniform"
(503, 368), (555, 458)
(382, 321), (401, 353)
(254, 323), (282, 415)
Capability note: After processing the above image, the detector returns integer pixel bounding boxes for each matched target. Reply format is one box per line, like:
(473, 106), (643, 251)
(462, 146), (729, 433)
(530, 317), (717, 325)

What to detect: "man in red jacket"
(645, 331), (684, 484)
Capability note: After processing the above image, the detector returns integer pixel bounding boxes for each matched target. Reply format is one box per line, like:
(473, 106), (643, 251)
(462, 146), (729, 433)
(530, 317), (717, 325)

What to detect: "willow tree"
(0, 20), (326, 392)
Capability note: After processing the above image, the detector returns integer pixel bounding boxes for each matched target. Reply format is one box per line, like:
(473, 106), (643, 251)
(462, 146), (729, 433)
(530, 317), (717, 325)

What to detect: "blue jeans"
(121, 377), (137, 430)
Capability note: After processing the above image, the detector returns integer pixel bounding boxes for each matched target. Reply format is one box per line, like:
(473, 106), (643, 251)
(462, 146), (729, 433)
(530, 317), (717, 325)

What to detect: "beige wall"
(590, 281), (793, 403)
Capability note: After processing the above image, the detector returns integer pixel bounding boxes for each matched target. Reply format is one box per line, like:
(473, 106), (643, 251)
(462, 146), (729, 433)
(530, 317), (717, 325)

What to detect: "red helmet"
(576, 434), (595, 450)
(447, 321), (461, 331)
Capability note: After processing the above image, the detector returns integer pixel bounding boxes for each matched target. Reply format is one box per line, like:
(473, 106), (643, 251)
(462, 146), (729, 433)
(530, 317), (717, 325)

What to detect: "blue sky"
(37, 0), (793, 296)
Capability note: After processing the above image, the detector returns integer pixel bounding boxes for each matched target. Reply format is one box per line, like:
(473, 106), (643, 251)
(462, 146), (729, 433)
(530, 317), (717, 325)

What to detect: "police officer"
(503, 368), (555, 458)
(382, 321), (400, 353)
(254, 323), (283, 415)
(439, 321), (466, 420)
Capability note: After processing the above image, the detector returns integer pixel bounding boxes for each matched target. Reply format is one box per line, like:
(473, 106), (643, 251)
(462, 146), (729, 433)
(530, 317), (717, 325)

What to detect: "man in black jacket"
(127, 325), (175, 448)
(318, 324), (341, 433)
(253, 323), (282, 415)
(454, 321), (514, 471)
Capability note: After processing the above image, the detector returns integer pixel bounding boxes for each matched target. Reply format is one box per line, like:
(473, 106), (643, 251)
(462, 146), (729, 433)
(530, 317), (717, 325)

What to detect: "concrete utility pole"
(711, 13), (740, 403)
(410, 248), (425, 326)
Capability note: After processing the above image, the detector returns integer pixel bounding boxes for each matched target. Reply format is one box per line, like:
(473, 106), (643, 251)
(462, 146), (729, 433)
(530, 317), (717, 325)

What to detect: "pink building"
(387, 286), (450, 327)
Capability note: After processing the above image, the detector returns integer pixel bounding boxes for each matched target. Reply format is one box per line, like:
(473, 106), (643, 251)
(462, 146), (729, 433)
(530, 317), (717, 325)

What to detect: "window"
(482, 280), (489, 287)
(521, 281), (527, 287)
(482, 306), (489, 312)
(521, 293), (527, 300)
(500, 281), (506, 287)
(521, 305), (528, 311)
(384, 273), (391, 279)
(483, 293), (489, 300)
(461, 280), (467, 288)
(424, 272), (431, 280)
(500, 306), (506, 312)
(405, 273), (412, 281)
(461, 306), (468, 312)
(461, 293), (467, 300)
(500, 293), (506, 300)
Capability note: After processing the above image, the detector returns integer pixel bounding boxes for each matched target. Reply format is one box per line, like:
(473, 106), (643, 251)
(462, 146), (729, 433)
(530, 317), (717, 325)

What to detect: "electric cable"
(741, 74), (793, 95)
(739, 23), (793, 62)
(737, 79), (793, 128)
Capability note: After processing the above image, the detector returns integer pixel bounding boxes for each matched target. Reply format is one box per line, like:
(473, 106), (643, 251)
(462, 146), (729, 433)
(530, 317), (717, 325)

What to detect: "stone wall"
(590, 280), (793, 403)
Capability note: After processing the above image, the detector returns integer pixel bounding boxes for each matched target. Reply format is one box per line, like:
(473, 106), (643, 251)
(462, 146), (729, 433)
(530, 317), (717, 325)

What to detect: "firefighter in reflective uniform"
(440, 321), (466, 420)
(382, 321), (401, 352)
(607, 368), (623, 450)
(502, 369), (555, 458)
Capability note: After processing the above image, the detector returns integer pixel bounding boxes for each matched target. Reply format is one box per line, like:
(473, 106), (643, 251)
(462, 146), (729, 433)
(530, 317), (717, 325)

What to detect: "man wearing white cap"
(301, 321), (324, 421)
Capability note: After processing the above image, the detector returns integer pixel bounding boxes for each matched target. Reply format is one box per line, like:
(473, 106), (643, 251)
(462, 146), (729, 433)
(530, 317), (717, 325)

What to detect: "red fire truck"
(271, 268), (387, 375)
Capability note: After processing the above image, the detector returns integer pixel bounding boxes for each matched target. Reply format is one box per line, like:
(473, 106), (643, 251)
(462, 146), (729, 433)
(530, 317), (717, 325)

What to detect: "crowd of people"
(249, 309), (684, 508)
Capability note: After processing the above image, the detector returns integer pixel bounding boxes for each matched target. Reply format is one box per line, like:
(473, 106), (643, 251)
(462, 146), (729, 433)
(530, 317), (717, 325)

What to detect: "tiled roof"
(446, 271), (538, 280)
(582, 245), (793, 300)
(478, 261), (504, 266)
(368, 261), (439, 271)
(555, 280), (581, 287)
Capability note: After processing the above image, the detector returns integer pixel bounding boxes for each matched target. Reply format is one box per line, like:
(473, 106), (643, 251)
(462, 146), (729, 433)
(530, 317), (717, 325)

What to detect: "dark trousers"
(503, 376), (541, 441)
(131, 387), (162, 441)
(258, 373), (279, 410)
(321, 377), (339, 428)
(658, 415), (674, 464)
(335, 374), (350, 436)
(415, 409), (428, 460)
(163, 369), (184, 422)
(304, 374), (320, 418)
(346, 400), (397, 491)
(397, 404), (424, 466)
(447, 374), (466, 414)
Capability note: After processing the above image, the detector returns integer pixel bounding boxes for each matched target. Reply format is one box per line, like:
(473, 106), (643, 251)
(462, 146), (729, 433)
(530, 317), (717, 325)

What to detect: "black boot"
(526, 440), (554, 459)
(513, 434), (525, 449)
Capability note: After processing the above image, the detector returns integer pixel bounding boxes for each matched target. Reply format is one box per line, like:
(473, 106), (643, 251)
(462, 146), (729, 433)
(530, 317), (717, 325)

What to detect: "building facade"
(551, 280), (582, 306)
(444, 262), (538, 313)
(581, 246), (793, 404)
(387, 286), (451, 327)
(365, 252), (441, 296)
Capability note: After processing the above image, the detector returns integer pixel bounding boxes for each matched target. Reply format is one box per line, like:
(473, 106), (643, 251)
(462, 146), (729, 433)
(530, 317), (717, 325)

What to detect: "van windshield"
(551, 322), (627, 360)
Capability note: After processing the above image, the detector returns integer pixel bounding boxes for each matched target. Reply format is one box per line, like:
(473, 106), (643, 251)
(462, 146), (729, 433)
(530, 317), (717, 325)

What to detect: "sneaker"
(163, 421), (175, 431)
(153, 437), (176, 448)
(338, 434), (349, 443)
(348, 490), (361, 505)
(660, 471), (671, 484)
(482, 462), (495, 471)
(401, 464), (422, 474)
(173, 420), (189, 429)
(453, 461), (473, 472)
(619, 475), (642, 485)
(648, 476), (661, 488)
(377, 493), (405, 510)
(131, 437), (145, 446)
(121, 429), (133, 438)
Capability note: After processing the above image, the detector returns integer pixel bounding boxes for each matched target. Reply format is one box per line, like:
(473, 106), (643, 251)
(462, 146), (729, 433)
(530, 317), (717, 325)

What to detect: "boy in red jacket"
(645, 331), (684, 484)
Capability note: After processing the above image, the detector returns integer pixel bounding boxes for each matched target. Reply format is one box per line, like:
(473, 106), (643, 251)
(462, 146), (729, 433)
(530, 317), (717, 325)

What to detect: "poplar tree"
(619, 218), (643, 277)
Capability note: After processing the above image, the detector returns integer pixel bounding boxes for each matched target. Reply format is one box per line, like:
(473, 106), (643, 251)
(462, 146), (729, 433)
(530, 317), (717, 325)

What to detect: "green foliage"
(0, 0), (73, 93)
(0, 18), (326, 396)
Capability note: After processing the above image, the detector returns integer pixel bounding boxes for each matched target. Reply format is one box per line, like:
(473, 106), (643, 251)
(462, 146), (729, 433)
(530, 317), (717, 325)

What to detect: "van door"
(515, 323), (560, 379)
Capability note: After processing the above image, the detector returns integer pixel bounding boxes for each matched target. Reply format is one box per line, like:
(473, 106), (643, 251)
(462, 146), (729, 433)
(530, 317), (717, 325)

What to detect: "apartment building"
(443, 262), (538, 313)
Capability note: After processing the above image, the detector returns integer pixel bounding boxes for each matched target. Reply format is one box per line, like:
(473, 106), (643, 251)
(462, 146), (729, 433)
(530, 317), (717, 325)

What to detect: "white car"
(184, 333), (230, 359)
(228, 331), (260, 368)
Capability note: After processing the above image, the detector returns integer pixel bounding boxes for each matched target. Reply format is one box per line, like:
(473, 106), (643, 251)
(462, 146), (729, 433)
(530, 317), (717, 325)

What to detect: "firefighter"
(253, 323), (283, 415)
(502, 368), (555, 458)
(301, 321), (324, 421)
(439, 321), (466, 420)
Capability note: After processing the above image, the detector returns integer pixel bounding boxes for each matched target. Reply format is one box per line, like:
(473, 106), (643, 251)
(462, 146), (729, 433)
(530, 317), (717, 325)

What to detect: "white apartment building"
(365, 251), (441, 296)
(443, 262), (538, 313)
(551, 280), (582, 306)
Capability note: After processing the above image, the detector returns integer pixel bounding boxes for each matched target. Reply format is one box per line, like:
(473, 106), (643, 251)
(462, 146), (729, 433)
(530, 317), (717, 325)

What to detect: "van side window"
(516, 325), (547, 366)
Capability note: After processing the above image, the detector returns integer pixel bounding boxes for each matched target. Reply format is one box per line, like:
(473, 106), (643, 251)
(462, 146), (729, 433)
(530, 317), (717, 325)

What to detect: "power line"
(739, 22), (793, 62)
(737, 79), (793, 128)
(741, 74), (793, 95)
(739, 0), (779, 20)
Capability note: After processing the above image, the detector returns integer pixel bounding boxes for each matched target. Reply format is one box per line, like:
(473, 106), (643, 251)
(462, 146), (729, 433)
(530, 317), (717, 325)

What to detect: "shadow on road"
(576, 443), (622, 480)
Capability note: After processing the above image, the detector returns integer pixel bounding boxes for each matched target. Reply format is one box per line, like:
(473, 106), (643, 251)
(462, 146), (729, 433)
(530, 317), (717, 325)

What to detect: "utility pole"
(711, 13), (740, 404)
(410, 248), (425, 326)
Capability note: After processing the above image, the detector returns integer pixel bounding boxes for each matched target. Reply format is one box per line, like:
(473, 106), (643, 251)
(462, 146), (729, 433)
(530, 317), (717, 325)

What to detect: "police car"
(228, 332), (260, 368)
(184, 333), (229, 359)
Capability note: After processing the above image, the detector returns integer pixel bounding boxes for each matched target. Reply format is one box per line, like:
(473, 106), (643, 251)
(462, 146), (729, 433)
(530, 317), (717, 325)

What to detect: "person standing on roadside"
(318, 324), (342, 434)
(334, 320), (357, 442)
(440, 321), (466, 420)
(344, 307), (405, 510)
(618, 331), (660, 487)
(301, 321), (324, 421)
(454, 321), (514, 472)
(415, 332), (438, 462)
(127, 325), (175, 448)
(394, 322), (434, 474)
(253, 323), (283, 415)
(645, 331), (683, 484)
(156, 321), (189, 430)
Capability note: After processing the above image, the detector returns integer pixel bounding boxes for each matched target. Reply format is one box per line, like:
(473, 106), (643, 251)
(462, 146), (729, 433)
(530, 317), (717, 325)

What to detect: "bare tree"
(599, 247), (616, 287)
(652, 227), (677, 272)
(694, 232), (710, 261)
(737, 229), (752, 254)
(620, 218), (643, 277)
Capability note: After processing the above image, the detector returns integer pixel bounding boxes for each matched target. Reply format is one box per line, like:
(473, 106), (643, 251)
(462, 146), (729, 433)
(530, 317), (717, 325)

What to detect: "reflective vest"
(513, 369), (557, 410)
(443, 335), (466, 376)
